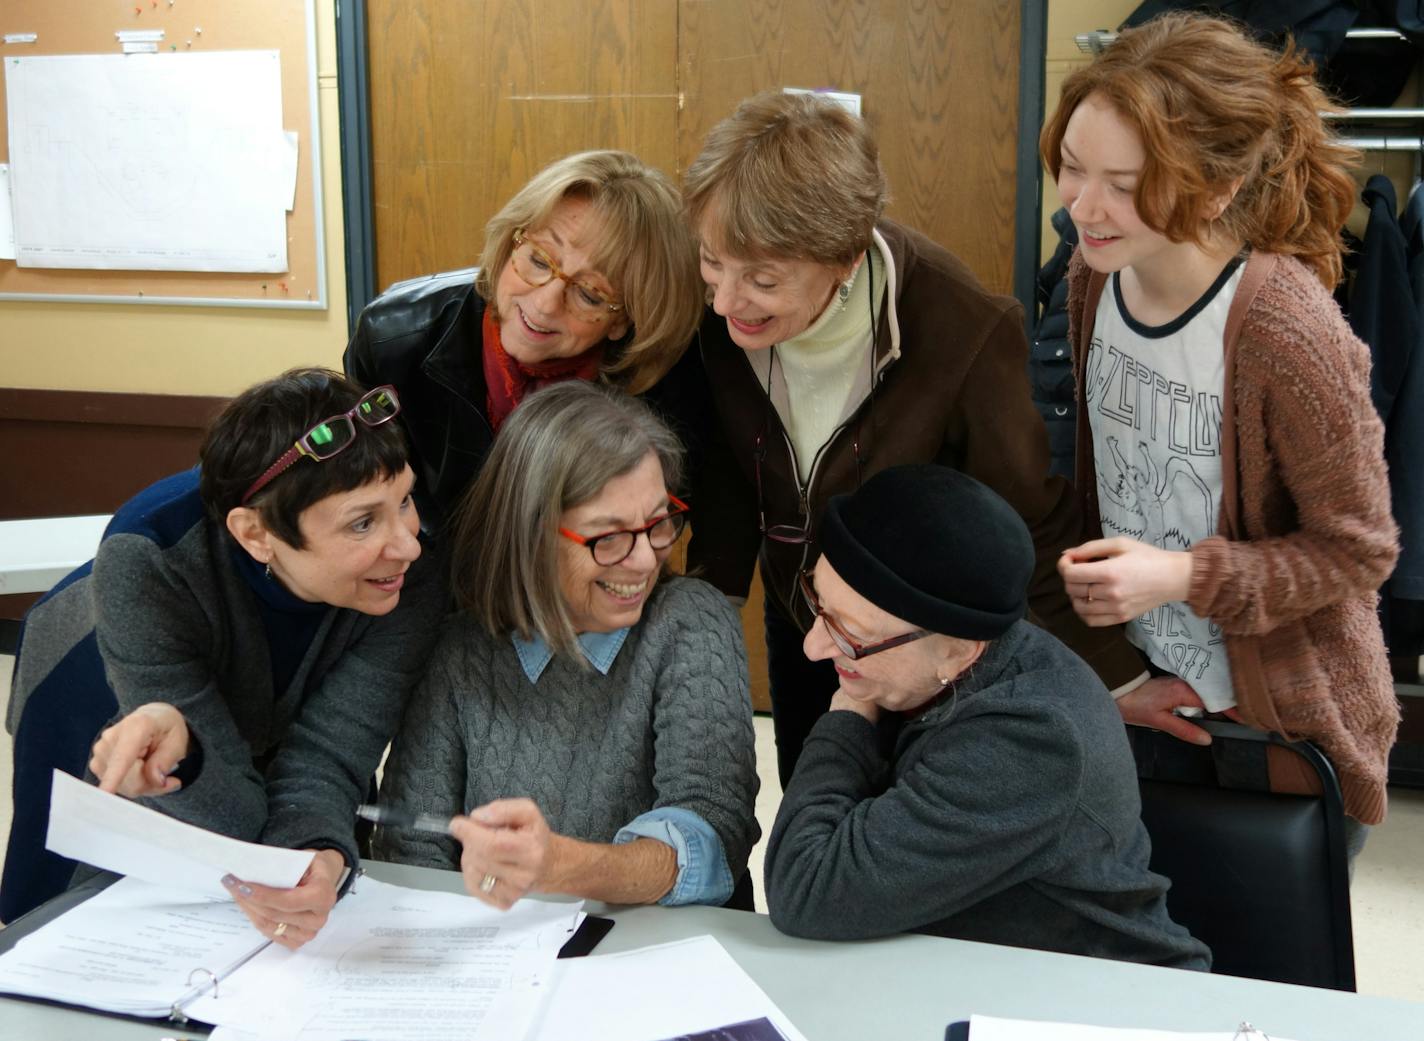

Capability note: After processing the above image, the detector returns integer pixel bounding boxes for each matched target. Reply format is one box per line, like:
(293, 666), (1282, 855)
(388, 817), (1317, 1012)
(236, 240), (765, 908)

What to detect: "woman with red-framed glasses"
(763, 464), (1208, 970)
(3, 369), (446, 948)
(374, 381), (760, 912)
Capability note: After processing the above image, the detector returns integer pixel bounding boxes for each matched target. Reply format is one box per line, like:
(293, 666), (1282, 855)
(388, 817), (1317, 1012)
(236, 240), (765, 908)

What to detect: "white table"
(1, 861), (1421, 1041)
(0, 515), (109, 594)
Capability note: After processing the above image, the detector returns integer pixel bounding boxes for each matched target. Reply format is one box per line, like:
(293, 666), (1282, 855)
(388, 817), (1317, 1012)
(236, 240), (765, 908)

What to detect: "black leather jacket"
(343, 270), (721, 553)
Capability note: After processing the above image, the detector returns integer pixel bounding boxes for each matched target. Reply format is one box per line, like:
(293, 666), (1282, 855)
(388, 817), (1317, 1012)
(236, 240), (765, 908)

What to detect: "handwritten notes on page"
(187, 877), (582, 1041)
(4, 52), (290, 272)
(46, 770), (313, 898)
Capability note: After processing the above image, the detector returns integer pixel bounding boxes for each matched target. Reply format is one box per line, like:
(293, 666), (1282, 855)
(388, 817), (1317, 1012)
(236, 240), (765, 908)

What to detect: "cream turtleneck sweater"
(775, 237), (890, 479)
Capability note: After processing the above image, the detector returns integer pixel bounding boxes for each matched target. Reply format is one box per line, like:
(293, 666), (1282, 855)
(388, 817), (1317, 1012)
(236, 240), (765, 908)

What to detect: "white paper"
(967, 1016), (1302, 1041)
(186, 877), (582, 1041)
(0, 164), (15, 260)
(782, 86), (862, 116)
(45, 769), (314, 899)
(122, 42), (159, 54)
(3, 33), (38, 45)
(4, 51), (289, 272)
(0, 875), (265, 1017)
(525, 935), (808, 1041)
(281, 130), (299, 211)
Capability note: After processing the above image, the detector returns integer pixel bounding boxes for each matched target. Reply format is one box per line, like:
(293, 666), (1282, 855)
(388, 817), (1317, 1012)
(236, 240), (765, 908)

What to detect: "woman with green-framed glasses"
(3, 368), (445, 948)
(373, 381), (759, 912)
(763, 464), (1207, 969)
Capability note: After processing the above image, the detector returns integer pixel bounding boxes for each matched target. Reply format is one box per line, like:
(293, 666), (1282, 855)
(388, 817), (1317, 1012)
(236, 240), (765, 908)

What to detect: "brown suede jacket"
(1067, 249), (1400, 824)
(694, 219), (1142, 688)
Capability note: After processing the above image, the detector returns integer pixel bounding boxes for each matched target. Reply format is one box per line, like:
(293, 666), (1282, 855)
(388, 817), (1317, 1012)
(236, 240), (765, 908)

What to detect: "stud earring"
(838, 281), (852, 304)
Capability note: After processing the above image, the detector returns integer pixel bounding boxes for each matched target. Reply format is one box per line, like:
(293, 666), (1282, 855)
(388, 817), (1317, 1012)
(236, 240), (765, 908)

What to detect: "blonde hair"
(475, 151), (703, 394)
(1039, 12), (1359, 288)
(684, 91), (887, 267)
(451, 381), (685, 660)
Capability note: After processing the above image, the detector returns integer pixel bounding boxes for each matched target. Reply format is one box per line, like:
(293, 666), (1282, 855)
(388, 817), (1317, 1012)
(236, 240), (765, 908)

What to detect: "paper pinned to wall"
(0, 164), (16, 260)
(4, 51), (290, 272)
(281, 130), (299, 211)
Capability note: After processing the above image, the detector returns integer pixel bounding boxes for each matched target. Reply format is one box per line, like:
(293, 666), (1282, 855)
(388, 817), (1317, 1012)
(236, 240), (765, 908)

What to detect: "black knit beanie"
(818, 464), (1033, 639)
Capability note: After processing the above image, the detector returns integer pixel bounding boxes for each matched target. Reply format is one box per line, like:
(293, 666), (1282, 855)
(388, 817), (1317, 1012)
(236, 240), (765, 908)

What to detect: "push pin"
(306, 290), (312, 300)
(195, 26), (202, 35)
(278, 281), (288, 293)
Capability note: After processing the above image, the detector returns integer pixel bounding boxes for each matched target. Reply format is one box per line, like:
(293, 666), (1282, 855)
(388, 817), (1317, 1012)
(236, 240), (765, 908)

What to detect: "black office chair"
(1128, 719), (1355, 991)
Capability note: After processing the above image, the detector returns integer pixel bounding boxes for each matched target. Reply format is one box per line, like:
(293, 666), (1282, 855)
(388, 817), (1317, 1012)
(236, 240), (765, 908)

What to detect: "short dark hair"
(199, 368), (409, 549)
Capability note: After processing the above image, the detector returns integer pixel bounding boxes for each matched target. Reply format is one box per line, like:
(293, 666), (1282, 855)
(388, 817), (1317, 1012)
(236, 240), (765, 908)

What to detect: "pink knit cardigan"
(1067, 250), (1400, 824)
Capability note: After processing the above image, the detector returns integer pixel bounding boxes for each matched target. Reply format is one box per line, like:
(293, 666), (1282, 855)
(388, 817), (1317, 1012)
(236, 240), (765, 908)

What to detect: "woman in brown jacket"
(1040, 13), (1399, 841)
(686, 91), (1141, 788)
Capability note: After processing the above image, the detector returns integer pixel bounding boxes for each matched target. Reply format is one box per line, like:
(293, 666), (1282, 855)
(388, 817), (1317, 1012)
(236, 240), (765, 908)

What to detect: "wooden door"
(677, 1), (1022, 294)
(365, 1), (1025, 711)
(366, 0), (681, 289)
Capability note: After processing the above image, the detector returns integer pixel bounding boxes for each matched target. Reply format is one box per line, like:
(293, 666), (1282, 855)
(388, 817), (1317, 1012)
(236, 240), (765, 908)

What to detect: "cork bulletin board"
(0, 0), (325, 309)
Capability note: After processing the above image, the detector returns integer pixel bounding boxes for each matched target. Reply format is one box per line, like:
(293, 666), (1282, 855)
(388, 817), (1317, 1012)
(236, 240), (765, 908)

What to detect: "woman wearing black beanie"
(762, 464), (1207, 969)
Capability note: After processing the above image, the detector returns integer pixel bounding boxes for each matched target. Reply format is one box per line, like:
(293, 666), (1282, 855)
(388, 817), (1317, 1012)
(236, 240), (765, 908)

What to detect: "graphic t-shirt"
(1085, 260), (1244, 711)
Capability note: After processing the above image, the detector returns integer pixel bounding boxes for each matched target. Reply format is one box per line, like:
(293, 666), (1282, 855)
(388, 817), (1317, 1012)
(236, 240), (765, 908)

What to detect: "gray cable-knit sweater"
(765, 620), (1210, 969)
(373, 577), (760, 886)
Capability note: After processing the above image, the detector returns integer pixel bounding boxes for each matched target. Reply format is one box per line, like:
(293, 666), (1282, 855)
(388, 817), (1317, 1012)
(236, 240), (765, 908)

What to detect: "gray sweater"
(373, 577), (760, 886)
(12, 486), (446, 869)
(764, 620), (1210, 969)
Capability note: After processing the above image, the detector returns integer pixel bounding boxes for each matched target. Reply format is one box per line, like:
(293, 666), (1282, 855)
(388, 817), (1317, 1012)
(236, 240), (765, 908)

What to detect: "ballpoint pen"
(355, 804), (455, 836)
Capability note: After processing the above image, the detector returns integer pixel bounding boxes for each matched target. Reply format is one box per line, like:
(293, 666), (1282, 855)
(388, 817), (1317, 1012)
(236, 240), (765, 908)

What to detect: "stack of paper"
(189, 877), (581, 1041)
(0, 876), (267, 1018)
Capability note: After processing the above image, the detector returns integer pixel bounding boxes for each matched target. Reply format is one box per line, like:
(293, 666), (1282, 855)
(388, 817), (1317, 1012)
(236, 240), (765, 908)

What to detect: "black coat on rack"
(1347, 174), (1424, 655)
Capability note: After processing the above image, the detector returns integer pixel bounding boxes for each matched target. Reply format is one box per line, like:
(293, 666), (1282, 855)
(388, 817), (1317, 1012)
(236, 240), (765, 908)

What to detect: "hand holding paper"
(223, 848), (344, 950)
(45, 769), (313, 899)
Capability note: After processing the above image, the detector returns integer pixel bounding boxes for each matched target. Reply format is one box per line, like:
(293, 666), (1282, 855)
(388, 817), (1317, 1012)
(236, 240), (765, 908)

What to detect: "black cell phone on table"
(557, 914), (614, 958)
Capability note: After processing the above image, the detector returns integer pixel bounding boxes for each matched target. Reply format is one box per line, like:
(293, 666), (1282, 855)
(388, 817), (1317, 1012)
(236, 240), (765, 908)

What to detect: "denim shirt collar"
(511, 627), (631, 682)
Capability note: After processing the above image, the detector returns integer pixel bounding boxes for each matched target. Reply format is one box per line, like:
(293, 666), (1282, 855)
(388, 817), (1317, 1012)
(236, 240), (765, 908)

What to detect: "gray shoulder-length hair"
(451, 380), (685, 659)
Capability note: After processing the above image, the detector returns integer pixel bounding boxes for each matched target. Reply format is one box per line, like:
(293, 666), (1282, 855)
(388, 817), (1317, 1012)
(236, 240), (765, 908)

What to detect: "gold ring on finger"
(479, 873), (498, 894)
(273, 921), (289, 938)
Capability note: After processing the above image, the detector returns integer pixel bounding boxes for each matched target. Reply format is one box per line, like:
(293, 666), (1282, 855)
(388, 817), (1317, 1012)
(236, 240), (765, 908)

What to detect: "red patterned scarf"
(481, 309), (605, 431)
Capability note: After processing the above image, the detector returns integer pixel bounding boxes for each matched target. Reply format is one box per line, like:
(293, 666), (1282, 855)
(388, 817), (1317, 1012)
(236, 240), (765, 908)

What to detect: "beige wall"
(0, 0), (349, 397)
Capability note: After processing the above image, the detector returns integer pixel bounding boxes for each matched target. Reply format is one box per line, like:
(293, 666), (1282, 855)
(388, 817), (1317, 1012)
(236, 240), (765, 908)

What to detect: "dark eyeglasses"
(798, 571), (930, 660)
(240, 385), (402, 506)
(511, 229), (623, 321)
(559, 494), (690, 566)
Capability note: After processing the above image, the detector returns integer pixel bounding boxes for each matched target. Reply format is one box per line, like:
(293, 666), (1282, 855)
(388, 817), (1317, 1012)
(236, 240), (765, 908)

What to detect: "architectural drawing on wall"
(4, 52), (292, 273)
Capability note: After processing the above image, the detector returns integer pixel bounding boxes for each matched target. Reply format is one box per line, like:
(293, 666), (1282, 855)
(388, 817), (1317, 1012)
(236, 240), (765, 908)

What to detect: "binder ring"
(1234, 1025), (1271, 1041)
(186, 967), (219, 1000)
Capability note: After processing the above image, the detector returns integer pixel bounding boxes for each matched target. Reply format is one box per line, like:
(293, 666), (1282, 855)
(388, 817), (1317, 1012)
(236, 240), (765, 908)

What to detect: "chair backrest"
(1129, 720), (1355, 991)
